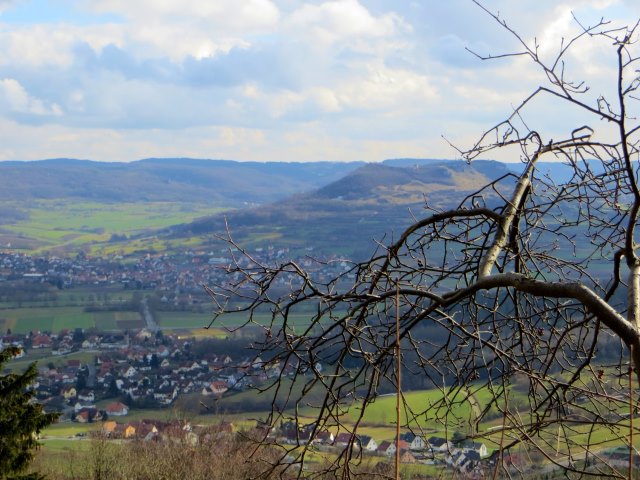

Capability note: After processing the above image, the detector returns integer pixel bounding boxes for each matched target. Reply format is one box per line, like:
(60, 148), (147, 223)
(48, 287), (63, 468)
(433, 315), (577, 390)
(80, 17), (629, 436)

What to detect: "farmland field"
(0, 307), (94, 333)
(156, 310), (323, 330)
(0, 200), (227, 254)
(23, 374), (639, 480)
(155, 312), (214, 329)
(0, 306), (142, 334)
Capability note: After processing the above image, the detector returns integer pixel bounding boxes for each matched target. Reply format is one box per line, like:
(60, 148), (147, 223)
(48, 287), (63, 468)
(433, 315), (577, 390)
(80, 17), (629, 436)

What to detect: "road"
(141, 297), (159, 333)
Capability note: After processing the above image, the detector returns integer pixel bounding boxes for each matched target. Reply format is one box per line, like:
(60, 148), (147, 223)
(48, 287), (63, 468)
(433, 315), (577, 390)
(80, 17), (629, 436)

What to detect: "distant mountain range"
(0, 157), (364, 206)
(164, 159), (517, 258)
(0, 157), (582, 257)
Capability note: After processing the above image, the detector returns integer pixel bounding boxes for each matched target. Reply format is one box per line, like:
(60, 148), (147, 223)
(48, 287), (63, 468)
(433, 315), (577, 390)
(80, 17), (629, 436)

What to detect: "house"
(62, 386), (77, 400)
(74, 402), (96, 412)
(75, 410), (90, 423)
(461, 440), (488, 457)
(464, 450), (481, 463)
(447, 450), (479, 473)
(31, 334), (52, 349)
(77, 390), (95, 403)
(120, 365), (137, 378)
(67, 359), (81, 369)
(202, 381), (228, 396)
(74, 408), (105, 423)
(105, 401), (129, 416)
(334, 433), (357, 448)
(377, 441), (396, 457)
(313, 430), (335, 445)
(281, 428), (311, 445)
(102, 420), (118, 435)
(446, 450), (463, 467)
(401, 432), (427, 451)
(130, 421), (158, 441)
(114, 423), (137, 439)
(400, 450), (417, 464)
(396, 440), (410, 452)
(358, 435), (378, 452)
(81, 336), (99, 349)
(427, 436), (453, 453)
(136, 329), (153, 341)
(153, 385), (177, 405)
(93, 410), (106, 422)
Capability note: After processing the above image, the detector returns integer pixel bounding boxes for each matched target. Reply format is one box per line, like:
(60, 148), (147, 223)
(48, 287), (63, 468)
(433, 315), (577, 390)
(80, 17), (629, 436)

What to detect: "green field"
(1, 200), (226, 254)
(156, 312), (215, 328)
(27, 379), (640, 479)
(0, 307), (94, 333)
(0, 306), (142, 334)
(8, 350), (97, 373)
(345, 389), (475, 430)
(156, 310), (325, 332)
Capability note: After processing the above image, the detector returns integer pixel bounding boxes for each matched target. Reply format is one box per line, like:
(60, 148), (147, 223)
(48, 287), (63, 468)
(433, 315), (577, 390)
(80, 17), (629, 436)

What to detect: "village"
(96, 416), (492, 476)
(0, 326), (279, 414)
(1, 249), (628, 477)
(0, 247), (355, 302)
(1, 324), (496, 476)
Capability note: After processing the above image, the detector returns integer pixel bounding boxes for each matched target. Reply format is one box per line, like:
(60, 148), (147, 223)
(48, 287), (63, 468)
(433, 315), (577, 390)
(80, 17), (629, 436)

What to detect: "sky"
(0, 0), (638, 162)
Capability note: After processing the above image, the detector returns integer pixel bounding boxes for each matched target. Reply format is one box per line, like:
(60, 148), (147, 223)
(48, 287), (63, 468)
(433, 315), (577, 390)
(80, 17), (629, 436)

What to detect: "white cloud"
(336, 63), (436, 110)
(0, 78), (62, 116)
(285, 0), (404, 46)
(0, 0), (17, 14)
(89, 0), (280, 30)
(0, 23), (124, 68)
(85, 0), (279, 61)
(0, 1), (638, 162)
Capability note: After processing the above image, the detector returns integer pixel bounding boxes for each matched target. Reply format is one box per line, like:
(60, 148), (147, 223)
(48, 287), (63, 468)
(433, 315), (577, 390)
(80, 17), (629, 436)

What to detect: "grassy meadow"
(32, 379), (637, 479)
(0, 200), (227, 254)
(0, 305), (145, 334)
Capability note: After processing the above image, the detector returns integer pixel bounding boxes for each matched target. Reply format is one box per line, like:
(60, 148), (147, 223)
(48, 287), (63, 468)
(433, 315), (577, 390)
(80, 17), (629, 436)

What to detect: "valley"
(1, 156), (628, 478)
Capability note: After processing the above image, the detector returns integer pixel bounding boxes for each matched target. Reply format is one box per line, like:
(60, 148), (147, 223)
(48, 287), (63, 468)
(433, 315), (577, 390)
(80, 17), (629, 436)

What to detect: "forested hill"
(0, 157), (581, 256)
(0, 157), (364, 206)
(167, 160), (517, 259)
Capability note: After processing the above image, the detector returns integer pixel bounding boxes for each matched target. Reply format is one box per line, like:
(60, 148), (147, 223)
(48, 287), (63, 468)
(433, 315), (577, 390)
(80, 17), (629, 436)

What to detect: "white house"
(401, 432), (427, 451)
(427, 436), (453, 453)
(359, 435), (378, 452)
(105, 401), (129, 416)
(462, 441), (488, 458)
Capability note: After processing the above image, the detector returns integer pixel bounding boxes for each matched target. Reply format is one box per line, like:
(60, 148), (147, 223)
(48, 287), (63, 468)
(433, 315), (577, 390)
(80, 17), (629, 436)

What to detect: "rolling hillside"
(0, 157), (364, 205)
(0, 157), (579, 256)
(0, 158), (363, 253)
(166, 160), (516, 259)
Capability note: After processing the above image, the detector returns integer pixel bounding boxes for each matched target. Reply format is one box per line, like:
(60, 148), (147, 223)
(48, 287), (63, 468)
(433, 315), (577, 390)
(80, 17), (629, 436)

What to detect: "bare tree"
(208, 5), (640, 479)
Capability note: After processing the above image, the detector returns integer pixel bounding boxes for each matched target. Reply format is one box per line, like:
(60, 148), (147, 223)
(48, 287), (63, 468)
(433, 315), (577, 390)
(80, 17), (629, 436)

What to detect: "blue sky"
(0, 0), (637, 162)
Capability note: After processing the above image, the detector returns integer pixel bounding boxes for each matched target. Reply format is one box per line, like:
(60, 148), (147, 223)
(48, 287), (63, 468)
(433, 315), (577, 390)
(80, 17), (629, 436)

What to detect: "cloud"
(85, 0), (279, 61)
(0, 0), (18, 14)
(88, 0), (280, 31)
(0, 78), (62, 117)
(0, 23), (124, 68)
(285, 0), (405, 46)
(0, 1), (638, 161)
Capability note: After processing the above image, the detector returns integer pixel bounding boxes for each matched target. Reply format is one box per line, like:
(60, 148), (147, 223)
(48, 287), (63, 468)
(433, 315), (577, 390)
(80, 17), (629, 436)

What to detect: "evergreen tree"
(107, 377), (119, 398)
(0, 346), (58, 479)
(149, 353), (160, 369)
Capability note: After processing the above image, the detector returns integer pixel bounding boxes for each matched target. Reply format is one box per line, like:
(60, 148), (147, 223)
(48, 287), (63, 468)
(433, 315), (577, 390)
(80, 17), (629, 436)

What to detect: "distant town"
(1, 323), (291, 415)
(0, 248), (356, 306)
(0, 247), (352, 414)
(0, 248), (497, 476)
(1, 325), (495, 475)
